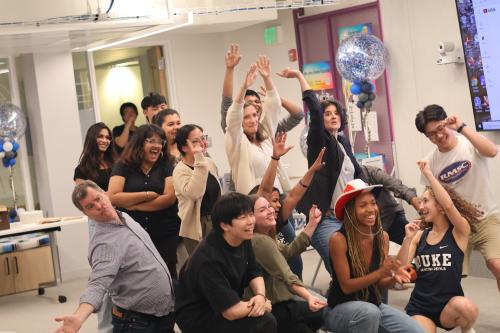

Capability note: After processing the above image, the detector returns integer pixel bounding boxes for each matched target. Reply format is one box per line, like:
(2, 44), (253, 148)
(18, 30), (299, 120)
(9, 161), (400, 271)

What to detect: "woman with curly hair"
(74, 122), (116, 191)
(108, 124), (180, 278)
(398, 161), (480, 333)
(323, 179), (426, 333)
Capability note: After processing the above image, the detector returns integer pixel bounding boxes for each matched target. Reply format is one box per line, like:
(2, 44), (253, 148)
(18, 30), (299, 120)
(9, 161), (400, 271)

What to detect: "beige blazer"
(173, 153), (220, 241)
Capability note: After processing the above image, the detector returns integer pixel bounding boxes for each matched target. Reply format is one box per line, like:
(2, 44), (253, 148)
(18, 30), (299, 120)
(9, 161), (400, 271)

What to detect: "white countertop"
(0, 217), (88, 237)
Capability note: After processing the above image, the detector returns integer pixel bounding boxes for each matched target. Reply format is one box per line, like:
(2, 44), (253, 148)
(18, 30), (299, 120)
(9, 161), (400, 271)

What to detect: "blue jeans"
(323, 302), (426, 333)
(111, 306), (175, 333)
(280, 220), (304, 279)
(310, 216), (343, 274)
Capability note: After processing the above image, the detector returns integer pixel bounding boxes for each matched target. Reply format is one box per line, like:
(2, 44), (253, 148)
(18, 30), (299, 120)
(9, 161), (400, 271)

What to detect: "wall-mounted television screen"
(456, 0), (500, 131)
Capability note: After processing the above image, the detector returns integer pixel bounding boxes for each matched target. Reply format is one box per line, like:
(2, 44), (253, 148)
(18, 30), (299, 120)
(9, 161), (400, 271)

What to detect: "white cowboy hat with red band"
(334, 179), (382, 220)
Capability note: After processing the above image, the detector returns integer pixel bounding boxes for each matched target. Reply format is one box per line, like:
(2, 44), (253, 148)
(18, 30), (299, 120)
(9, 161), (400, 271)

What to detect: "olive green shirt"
(246, 232), (310, 304)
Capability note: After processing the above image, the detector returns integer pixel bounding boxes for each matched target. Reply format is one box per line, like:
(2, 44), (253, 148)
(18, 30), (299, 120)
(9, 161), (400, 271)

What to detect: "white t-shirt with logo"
(422, 134), (499, 219)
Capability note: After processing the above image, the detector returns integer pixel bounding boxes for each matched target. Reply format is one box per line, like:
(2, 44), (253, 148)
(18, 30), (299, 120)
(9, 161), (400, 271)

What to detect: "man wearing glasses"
(415, 104), (500, 290)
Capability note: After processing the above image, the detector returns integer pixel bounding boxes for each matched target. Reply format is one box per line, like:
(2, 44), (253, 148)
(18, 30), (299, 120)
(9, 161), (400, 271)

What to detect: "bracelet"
(254, 293), (268, 301)
(271, 155), (280, 161)
(299, 180), (309, 188)
(457, 122), (467, 133)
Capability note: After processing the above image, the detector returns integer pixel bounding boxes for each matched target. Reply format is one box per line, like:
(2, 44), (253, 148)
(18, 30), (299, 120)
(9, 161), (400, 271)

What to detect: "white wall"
(165, 10), (308, 179)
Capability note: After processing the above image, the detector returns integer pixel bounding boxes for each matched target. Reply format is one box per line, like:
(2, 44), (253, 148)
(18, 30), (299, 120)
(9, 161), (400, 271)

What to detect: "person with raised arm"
(398, 160), (480, 333)
(220, 44), (304, 134)
(249, 199), (326, 333)
(225, 57), (290, 195)
(415, 105), (500, 290)
(278, 67), (364, 274)
(250, 133), (325, 278)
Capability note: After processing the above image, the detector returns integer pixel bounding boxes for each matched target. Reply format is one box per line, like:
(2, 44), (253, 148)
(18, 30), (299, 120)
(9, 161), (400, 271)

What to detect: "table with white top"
(0, 217), (88, 302)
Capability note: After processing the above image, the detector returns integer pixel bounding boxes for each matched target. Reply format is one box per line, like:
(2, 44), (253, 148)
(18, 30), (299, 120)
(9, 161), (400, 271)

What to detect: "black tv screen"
(456, 0), (500, 131)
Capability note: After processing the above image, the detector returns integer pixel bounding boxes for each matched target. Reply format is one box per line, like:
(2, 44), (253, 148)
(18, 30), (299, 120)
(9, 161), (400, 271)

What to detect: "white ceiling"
(0, 0), (349, 55)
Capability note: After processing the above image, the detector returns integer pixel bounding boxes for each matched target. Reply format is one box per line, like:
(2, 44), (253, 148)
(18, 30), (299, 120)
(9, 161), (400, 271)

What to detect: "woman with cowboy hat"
(322, 179), (426, 333)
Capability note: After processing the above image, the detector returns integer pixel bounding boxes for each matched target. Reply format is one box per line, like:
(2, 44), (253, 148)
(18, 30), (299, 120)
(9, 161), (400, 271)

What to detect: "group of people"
(54, 44), (499, 333)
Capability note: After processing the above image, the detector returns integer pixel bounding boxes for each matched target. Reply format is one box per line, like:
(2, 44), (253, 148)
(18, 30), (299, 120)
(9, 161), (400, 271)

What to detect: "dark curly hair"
(321, 99), (347, 132)
(119, 124), (170, 169)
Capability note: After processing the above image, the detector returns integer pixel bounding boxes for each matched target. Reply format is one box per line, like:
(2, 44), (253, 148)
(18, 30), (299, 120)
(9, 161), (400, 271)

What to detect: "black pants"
(150, 233), (180, 279)
(272, 300), (323, 333)
(209, 312), (277, 333)
(387, 211), (409, 245)
(111, 306), (175, 333)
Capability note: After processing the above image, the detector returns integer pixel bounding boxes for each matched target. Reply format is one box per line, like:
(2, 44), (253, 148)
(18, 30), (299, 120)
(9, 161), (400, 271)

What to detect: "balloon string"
(9, 166), (17, 210)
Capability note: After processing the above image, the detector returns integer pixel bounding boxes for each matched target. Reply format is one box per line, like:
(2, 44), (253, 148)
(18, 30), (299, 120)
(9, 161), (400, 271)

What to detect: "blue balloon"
(0, 138), (3, 152)
(356, 101), (365, 109)
(350, 83), (362, 95)
(12, 141), (19, 152)
(362, 82), (374, 93)
(335, 33), (388, 82)
(8, 158), (16, 167)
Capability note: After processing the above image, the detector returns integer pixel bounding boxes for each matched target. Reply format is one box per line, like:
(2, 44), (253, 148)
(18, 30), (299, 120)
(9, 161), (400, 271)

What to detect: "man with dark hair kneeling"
(54, 180), (175, 333)
(175, 192), (276, 333)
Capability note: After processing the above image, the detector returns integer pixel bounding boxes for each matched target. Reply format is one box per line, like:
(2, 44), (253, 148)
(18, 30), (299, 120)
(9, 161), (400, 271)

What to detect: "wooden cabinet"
(0, 246), (55, 296)
(0, 253), (15, 295)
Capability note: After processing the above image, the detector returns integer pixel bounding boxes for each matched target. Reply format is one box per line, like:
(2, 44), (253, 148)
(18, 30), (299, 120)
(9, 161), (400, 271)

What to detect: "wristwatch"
(457, 123), (467, 133)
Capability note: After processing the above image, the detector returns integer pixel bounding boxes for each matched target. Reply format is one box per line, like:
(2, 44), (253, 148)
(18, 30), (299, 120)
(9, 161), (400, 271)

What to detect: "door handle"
(14, 256), (19, 274)
(4, 257), (9, 275)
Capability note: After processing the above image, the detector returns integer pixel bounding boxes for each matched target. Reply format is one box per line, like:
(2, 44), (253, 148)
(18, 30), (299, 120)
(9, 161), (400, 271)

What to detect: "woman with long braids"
(74, 122), (116, 191)
(323, 179), (426, 333)
(398, 161), (480, 333)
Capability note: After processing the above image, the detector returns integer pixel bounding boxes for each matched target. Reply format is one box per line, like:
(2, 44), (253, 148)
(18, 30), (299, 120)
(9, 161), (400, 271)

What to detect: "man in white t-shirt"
(415, 104), (500, 290)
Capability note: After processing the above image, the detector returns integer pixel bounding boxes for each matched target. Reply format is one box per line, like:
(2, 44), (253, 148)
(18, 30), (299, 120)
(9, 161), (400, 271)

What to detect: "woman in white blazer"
(225, 56), (291, 195)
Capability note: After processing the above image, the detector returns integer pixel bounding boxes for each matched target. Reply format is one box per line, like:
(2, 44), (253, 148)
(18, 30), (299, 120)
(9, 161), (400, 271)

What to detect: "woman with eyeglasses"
(173, 124), (221, 255)
(74, 122), (116, 191)
(225, 56), (291, 195)
(108, 124), (180, 278)
(153, 108), (182, 164)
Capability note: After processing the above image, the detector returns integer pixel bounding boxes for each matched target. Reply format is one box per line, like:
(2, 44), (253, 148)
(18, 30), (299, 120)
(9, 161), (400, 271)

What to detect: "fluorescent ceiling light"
(87, 12), (193, 52)
(112, 60), (139, 68)
(0, 69), (9, 75)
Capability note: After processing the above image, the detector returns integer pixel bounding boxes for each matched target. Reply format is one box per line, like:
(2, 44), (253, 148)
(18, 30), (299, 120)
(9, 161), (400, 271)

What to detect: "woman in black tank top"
(323, 179), (425, 333)
(398, 161), (481, 333)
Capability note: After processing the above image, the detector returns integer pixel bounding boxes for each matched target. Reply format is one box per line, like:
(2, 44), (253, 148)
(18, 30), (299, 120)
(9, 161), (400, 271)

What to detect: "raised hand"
(257, 85), (267, 97)
(272, 132), (293, 158)
(310, 148), (326, 172)
(244, 64), (258, 89)
(277, 67), (301, 79)
(225, 44), (242, 69)
(445, 115), (463, 131)
(308, 204), (322, 226)
(416, 160), (432, 176)
(307, 296), (327, 312)
(256, 55), (271, 78)
(187, 137), (204, 155)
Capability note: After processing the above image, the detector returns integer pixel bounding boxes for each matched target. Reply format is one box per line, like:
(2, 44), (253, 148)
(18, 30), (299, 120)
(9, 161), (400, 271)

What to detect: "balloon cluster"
(0, 138), (19, 168)
(350, 80), (376, 110)
(0, 103), (26, 169)
(335, 33), (388, 83)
